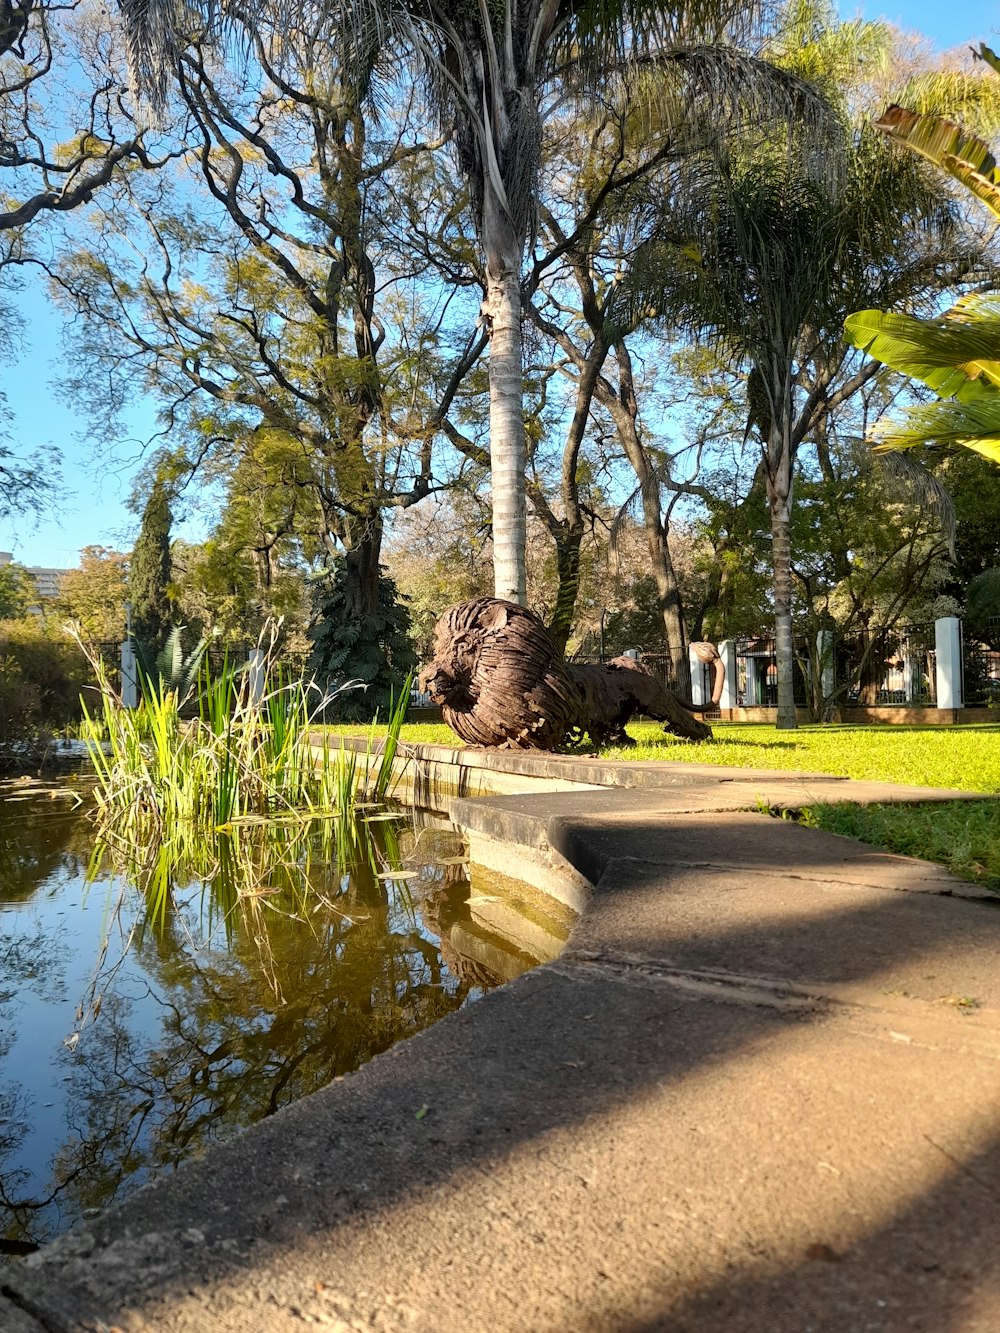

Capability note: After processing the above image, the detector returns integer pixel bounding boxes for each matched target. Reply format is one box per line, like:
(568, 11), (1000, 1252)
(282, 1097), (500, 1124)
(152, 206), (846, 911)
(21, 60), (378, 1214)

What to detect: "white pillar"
(718, 640), (738, 711)
(934, 617), (963, 711)
(247, 648), (266, 707)
(688, 645), (706, 706)
(816, 630), (835, 704)
(120, 640), (138, 709)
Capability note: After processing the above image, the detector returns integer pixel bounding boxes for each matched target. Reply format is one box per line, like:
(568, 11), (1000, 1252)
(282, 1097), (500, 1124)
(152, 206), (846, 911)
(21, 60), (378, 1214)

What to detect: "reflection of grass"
(798, 800), (1000, 894)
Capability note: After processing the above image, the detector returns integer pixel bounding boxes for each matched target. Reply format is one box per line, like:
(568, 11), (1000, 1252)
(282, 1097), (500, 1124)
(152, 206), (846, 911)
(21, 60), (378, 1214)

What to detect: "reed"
(74, 633), (413, 913)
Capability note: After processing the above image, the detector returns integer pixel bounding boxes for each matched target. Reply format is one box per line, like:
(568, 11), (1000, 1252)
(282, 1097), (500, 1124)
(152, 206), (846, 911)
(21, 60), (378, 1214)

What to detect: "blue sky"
(1, 0), (997, 570)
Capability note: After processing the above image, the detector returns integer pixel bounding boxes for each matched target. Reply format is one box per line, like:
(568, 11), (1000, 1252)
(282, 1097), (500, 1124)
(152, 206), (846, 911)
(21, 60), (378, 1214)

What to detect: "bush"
(0, 625), (94, 728)
(307, 561), (416, 722)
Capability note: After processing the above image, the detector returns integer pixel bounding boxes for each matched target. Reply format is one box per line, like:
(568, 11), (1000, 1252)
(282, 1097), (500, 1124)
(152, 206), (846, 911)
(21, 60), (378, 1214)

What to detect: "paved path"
(3, 757), (999, 1333)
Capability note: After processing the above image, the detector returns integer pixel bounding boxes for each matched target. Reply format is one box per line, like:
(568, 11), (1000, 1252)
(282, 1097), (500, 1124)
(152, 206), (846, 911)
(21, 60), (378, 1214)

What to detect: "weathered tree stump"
(419, 598), (722, 749)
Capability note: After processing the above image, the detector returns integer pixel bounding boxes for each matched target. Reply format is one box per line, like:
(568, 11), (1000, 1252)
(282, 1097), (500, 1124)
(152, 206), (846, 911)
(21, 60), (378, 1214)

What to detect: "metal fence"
(963, 616), (1000, 707)
(834, 622), (937, 707)
(731, 637), (810, 708)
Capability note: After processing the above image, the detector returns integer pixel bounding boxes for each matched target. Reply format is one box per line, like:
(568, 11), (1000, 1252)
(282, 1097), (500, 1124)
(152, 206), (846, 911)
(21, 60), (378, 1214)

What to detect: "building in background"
(0, 550), (71, 604)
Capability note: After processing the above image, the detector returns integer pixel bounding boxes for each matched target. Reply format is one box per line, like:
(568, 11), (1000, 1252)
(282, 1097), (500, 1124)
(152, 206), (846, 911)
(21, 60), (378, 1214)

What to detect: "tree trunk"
(767, 462), (798, 734)
(340, 514), (384, 619)
(484, 259), (526, 606)
(547, 534), (581, 657)
(599, 347), (691, 696)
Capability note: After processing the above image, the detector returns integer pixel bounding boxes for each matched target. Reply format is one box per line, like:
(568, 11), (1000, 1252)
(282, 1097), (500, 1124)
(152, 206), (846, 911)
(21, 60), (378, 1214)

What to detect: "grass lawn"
(329, 720), (1000, 892)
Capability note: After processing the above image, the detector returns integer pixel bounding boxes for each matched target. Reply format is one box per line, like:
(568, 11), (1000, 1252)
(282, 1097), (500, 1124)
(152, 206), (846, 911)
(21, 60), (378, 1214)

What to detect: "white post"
(247, 648), (266, 707)
(934, 617), (963, 712)
(120, 640), (138, 709)
(688, 645), (706, 707)
(816, 630), (835, 705)
(718, 640), (738, 711)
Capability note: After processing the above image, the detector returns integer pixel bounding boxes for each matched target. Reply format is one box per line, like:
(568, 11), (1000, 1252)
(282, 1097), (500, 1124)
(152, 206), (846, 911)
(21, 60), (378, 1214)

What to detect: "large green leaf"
(845, 302), (1000, 396)
(871, 382), (1000, 465)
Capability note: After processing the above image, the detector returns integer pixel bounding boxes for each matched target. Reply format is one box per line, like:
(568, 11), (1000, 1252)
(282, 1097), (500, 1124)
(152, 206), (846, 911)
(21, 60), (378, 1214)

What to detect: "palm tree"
(845, 46), (1000, 467)
(116, 0), (831, 607)
(610, 10), (992, 727)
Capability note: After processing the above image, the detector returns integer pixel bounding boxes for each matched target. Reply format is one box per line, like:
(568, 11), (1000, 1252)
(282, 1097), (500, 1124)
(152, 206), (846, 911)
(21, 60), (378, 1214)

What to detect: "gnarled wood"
(419, 598), (718, 749)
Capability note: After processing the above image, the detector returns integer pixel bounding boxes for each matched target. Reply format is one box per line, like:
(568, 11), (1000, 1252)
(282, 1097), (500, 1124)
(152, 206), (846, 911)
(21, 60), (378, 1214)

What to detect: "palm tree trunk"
(484, 260), (527, 605)
(769, 494), (797, 728)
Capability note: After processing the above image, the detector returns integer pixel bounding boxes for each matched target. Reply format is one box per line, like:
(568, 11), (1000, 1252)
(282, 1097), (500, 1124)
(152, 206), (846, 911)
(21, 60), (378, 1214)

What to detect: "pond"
(0, 777), (573, 1254)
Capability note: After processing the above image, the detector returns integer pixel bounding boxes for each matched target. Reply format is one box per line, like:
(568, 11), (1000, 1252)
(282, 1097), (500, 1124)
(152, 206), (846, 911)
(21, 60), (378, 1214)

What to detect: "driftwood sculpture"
(419, 598), (724, 750)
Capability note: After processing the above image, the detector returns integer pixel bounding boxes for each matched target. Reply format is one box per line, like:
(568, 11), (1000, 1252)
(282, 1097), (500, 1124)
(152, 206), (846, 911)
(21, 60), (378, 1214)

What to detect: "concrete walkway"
(3, 756), (1000, 1333)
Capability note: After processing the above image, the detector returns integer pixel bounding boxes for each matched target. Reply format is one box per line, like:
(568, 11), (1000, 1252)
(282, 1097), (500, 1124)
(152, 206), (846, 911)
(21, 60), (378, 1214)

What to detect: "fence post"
(934, 617), (963, 716)
(247, 648), (266, 706)
(717, 640), (737, 711)
(816, 630), (835, 708)
(120, 639), (138, 709)
(688, 645), (706, 706)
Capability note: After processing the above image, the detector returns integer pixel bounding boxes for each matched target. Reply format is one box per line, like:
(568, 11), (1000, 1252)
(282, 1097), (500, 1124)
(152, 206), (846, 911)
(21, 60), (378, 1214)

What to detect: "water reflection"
(0, 790), (571, 1253)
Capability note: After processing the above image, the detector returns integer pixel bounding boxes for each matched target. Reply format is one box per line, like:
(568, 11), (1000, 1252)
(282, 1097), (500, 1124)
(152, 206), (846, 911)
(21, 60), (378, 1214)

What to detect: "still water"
(0, 778), (572, 1252)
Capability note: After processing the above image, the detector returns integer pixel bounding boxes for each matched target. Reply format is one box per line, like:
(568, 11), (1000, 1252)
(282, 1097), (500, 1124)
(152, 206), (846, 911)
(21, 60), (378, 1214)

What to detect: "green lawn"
(597, 722), (1000, 794)
(329, 720), (1000, 892)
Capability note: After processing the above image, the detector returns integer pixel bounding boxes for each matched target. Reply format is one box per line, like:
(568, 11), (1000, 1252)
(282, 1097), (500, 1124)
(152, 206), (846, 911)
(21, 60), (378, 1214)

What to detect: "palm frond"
(869, 451), (957, 552)
(870, 386), (1000, 465)
(872, 101), (1000, 220)
(844, 304), (1000, 397)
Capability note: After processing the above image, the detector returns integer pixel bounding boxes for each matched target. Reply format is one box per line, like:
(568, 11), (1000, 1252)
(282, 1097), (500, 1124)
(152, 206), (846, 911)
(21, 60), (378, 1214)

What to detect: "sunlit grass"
(597, 723), (1000, 794)
(331, 720), (1000, 794)
(800, 800), (1000, 893)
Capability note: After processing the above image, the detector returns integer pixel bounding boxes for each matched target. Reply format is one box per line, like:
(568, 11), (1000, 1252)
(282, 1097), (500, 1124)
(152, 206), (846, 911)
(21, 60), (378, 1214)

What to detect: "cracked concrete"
(2, 748), (999, 1332)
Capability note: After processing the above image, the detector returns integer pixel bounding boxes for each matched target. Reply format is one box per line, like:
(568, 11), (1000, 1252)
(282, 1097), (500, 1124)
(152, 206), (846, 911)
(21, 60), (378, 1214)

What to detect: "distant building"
(0, 551), (70, 603)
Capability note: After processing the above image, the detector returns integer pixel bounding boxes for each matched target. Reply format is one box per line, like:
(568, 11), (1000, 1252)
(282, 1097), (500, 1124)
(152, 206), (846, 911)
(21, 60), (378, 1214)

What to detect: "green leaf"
(844, 306), (1000, 396)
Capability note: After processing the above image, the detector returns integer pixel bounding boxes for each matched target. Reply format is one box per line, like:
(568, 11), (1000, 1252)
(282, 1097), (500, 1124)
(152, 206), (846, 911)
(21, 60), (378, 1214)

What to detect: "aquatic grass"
(74, 632), (413, 916)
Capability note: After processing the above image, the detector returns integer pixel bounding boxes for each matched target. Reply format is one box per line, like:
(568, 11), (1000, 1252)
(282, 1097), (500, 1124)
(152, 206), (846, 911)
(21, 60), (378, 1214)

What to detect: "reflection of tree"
(0, 805), (560, 1248)
(49, 857), (473, 1229)
(0, 796), (91, 904)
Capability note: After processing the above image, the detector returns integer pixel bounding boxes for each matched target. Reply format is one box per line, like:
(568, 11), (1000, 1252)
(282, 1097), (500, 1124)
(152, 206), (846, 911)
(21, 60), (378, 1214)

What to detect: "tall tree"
(616, 10), (995, 725)
(114, 0), (833, 607)
(129, 478), (173, 666)
(55, 546), (129, 641)
(52, 38), (480, 643)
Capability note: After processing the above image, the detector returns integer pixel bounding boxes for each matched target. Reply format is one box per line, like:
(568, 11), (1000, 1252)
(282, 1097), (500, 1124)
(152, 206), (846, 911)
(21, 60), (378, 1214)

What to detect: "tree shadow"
(5, 809), (1000, 1330)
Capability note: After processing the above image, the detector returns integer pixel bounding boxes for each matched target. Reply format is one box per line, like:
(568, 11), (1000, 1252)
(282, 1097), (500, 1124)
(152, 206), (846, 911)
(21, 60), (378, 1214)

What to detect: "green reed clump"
(80, 646), (411, 878)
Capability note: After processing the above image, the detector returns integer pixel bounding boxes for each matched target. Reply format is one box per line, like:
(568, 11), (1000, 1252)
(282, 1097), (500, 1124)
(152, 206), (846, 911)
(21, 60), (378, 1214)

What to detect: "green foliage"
(129, 478), (174, 668)
(308, 560), (416, 722)
(153, 625), (214, 696)
(802, 799), (1000, 892)
(0, 624), (92, 726)
(0, 562), (36, 620)
(965, 569), (1000, 644)
(844, 49), (1000, 465)
(54, 547), (128, 641)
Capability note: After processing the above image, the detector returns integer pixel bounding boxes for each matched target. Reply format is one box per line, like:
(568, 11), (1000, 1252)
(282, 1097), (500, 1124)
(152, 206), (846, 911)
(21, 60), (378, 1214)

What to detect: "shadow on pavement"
(5, 809), (1000, 1331)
